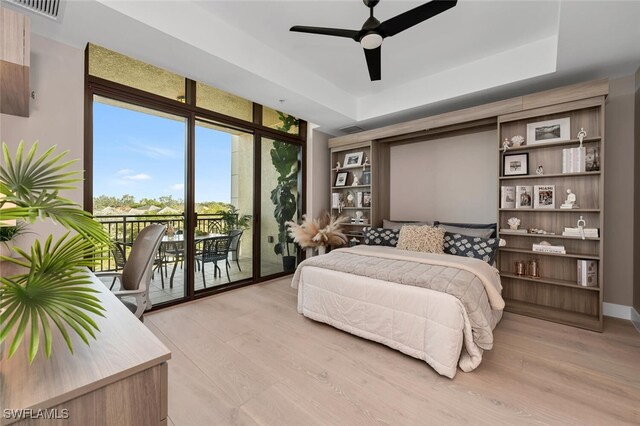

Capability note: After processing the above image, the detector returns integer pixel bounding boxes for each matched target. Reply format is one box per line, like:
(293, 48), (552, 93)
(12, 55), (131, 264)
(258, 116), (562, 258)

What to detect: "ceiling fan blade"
(290, 26), (360, 41)
(363, 47), (381, 81)
(378, 0), (457, 37)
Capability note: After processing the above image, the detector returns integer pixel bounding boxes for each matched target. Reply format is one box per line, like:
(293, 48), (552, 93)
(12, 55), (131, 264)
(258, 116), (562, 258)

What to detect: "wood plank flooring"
(146, 277), (640, 426)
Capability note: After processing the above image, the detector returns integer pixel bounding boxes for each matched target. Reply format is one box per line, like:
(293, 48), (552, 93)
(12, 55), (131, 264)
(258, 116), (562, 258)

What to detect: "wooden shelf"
(499, 233), (599, 241)
(499, 208), (600, 213)
(331, 207), (371, 210)
(504, 298), (602, 331)
(331, 185), (371, 189)
(501, 273), (600, 292)
(498, 136), (601, 152)
(499, 171), (600, 181)
(500, 247), (599, 260)
(332, 165), (371, 171)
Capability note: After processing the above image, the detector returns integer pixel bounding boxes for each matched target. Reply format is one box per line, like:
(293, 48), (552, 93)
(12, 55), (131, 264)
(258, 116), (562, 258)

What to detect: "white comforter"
(292, 246), (504, 378)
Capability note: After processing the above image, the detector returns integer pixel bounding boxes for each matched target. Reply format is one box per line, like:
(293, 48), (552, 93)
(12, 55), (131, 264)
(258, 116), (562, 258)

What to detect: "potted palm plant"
(0, 141), (110, 363)
(0, 221), (28, 258)
(270, 112), (300, 272)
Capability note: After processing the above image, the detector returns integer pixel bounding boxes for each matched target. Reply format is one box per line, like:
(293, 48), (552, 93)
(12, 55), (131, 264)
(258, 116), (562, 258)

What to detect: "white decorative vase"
(509, 225), (519, 230)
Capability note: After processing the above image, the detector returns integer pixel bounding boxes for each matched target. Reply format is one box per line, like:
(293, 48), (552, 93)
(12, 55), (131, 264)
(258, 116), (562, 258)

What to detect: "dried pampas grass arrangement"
(286, 212), (349, 249)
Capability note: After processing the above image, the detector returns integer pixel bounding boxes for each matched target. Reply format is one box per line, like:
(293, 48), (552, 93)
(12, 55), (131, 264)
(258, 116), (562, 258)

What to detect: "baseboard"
(631, 307), (640, 334)
(603, 302), (633, 320)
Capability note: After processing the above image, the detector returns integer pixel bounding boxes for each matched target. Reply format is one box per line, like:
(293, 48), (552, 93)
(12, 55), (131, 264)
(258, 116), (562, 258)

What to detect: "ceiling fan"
(290, 0), (457, 81)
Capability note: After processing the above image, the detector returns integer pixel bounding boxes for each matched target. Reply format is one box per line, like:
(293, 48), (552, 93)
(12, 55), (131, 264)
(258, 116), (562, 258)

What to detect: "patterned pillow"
(363, 227), (399, 247)
(397, 225), (445, 254)
(443, 232), (500, 264)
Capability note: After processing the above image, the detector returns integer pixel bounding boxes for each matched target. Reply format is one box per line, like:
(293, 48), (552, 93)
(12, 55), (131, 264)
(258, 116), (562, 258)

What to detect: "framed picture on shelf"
(344, 152), (364, 167)
(335, 171), (349, 187)
(534, 185), (555, 209)
(526, 117), (570, 145)
(503, 153), (529, 176)
(362, 191), (372, 208)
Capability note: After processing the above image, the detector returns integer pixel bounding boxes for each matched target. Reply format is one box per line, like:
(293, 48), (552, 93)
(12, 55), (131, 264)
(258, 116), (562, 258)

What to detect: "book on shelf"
(562, 227), (599, 238)
(500, 186), (516, 209)
(585, 146), (600, 172)
(562, 147), (587, 173)
(331, 193), (341, 209)
(499, 228), (528, 234)
(577, 259), (598, 287)
(515, 185), (533, 209)
(533, 185), (555, 209)
(532, 243), (566, 254)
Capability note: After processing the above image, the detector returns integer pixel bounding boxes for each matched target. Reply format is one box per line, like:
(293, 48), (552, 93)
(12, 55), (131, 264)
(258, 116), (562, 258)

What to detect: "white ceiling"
(17, 0), (640, 135)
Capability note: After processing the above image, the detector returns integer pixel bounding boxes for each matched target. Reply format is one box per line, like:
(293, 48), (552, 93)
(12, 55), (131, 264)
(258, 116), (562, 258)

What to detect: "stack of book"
(562, 147), (586, 173)
(499, 228), (527, 234)
(562, 227), (599, 238)
(532, 243), (566, 254)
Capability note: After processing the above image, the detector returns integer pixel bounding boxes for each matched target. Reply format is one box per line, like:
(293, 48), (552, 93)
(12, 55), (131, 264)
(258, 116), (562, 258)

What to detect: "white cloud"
(123, 173), (152, 181)
(169, 183), (184, 191)
(116, 168), (133, 176)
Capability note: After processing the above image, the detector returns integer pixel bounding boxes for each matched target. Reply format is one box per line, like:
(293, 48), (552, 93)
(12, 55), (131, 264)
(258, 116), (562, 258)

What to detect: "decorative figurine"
(528, 228), (556, 235)
(577, 127), (587, 147)
(502, 138), (512, 152)
(561, 189), (578, 209)
(507, 217), (521, 230)
(511, 135), (525, 147)
(536, 165), (544, 175)
(577, 215), (587, 240)
(362, 156), (371, 170)
(352, 174), (360, 186)
(355, 211), (364, 223)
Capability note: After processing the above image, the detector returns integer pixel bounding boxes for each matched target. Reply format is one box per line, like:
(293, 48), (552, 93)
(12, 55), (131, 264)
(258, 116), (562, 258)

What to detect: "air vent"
(340, 125), (365, 134)
(5, 0), (63, 20)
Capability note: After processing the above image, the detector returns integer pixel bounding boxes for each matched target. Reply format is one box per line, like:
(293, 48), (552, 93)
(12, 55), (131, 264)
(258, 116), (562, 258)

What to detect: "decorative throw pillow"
(434, 221), (497, 238)
(363, 227), (399, 247)
(397, 225), (445, 254)
(443, 232), (500, 264)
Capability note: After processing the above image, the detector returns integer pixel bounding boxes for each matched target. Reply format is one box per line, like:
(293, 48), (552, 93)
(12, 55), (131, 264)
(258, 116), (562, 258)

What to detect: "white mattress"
(297, 265), (501, 378)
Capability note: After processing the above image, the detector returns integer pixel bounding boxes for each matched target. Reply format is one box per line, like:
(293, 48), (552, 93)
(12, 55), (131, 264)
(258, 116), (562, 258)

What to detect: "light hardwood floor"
(146, 277), (640, 426)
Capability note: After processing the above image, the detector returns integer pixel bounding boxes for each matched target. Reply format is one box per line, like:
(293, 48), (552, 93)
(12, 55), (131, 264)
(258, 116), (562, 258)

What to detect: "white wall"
(389, 129), (498, 223)
(0, 34), (84, 249)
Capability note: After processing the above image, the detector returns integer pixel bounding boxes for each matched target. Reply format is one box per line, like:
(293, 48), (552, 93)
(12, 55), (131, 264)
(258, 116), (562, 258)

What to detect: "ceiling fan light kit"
(290, 0), (458, 81)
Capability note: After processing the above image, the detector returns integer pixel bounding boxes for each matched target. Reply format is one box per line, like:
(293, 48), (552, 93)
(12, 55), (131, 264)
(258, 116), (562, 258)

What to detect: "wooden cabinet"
(0, 265), (171, 425)
(497, 97), (605, 331)
(1, 6), (30, 117)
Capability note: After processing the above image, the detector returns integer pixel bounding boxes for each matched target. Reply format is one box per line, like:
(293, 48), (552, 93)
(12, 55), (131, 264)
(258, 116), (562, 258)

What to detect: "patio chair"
(108, 241), (128, 289)
(195, 235), (232, 287)
(96, 224), (166, 320)
(227, 229), (243, 271)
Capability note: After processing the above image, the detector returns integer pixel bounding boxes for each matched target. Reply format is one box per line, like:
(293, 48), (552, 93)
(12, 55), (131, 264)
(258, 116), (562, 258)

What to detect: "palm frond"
(0, 234), (105, 362)
(1, 142), (80, 199)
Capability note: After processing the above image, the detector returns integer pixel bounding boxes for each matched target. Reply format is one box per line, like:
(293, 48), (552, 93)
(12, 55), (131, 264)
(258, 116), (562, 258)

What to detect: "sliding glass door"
(92, 95), (188, 305)
(194, 119), (254, 290)
(260, 136), (302, 277)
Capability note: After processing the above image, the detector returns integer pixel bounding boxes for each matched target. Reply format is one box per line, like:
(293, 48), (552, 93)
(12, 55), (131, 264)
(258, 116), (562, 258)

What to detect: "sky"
(93, 101), (233, 205)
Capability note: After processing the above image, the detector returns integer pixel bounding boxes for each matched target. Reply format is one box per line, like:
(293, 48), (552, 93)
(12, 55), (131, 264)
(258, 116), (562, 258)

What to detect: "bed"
(291, 245), (504, 378)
